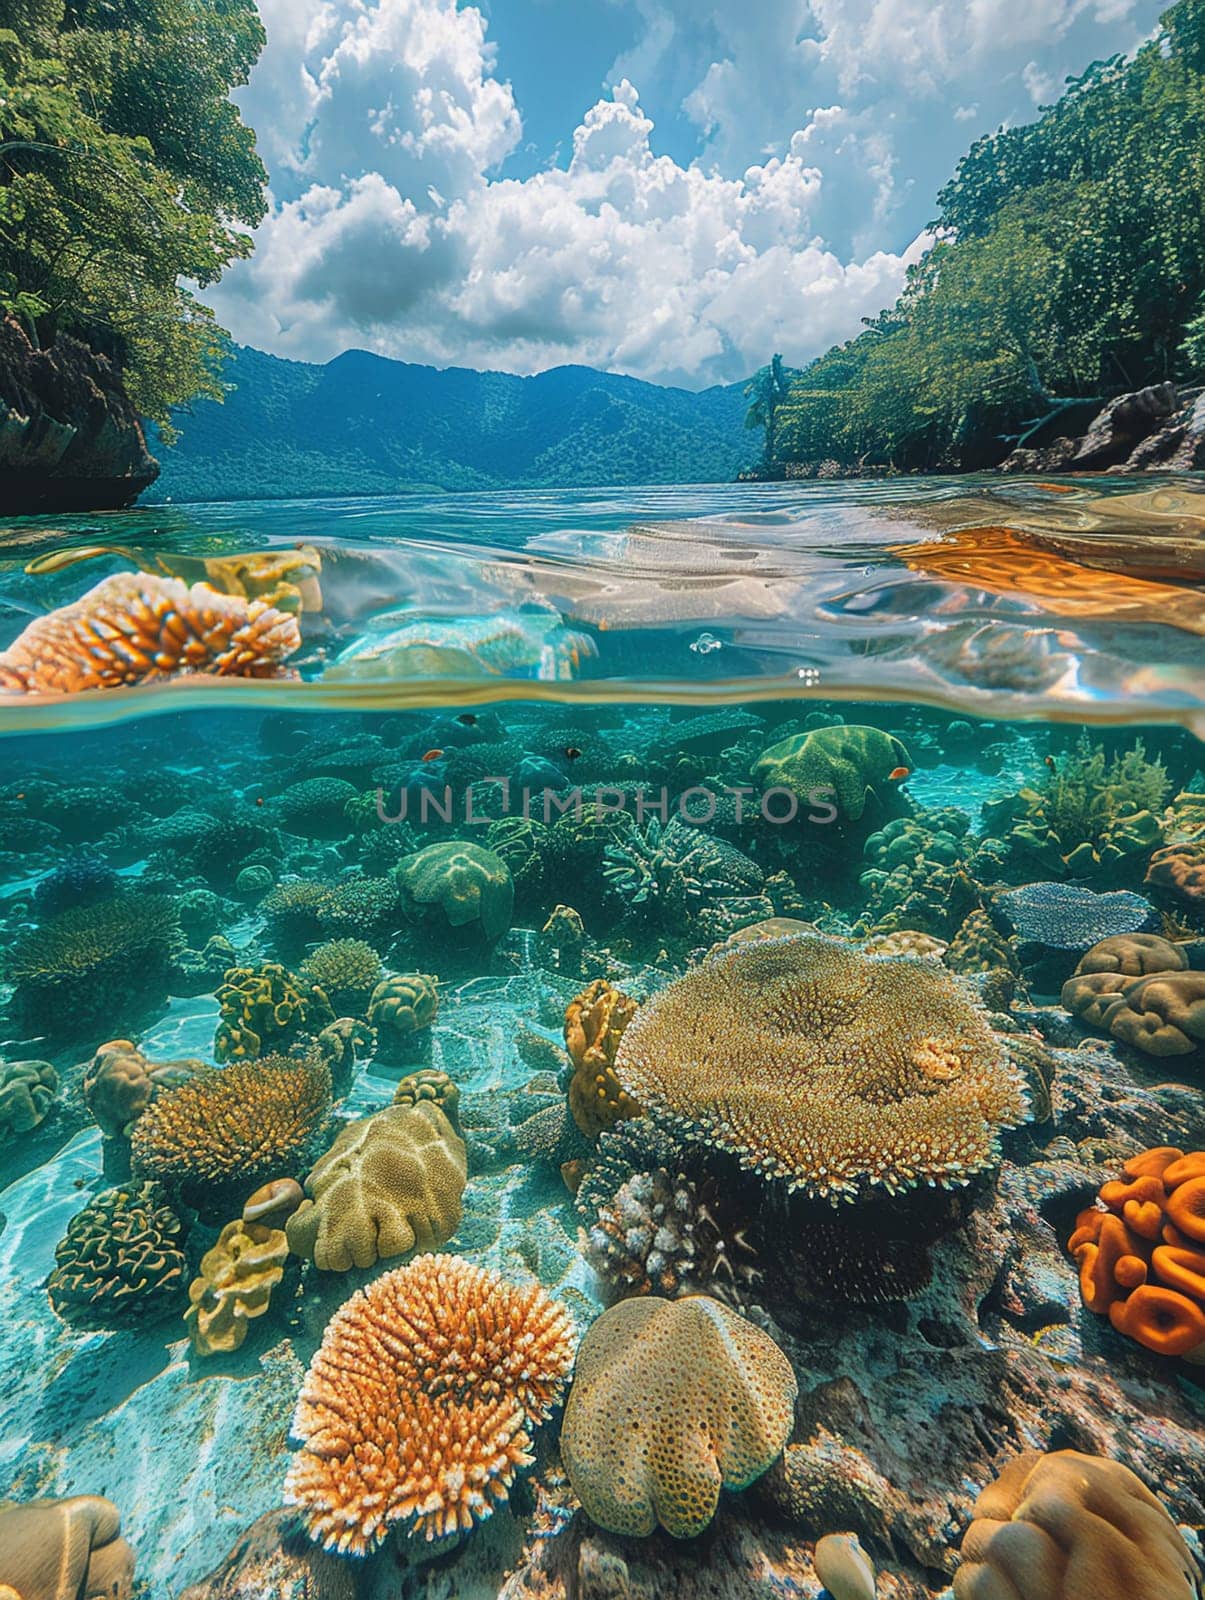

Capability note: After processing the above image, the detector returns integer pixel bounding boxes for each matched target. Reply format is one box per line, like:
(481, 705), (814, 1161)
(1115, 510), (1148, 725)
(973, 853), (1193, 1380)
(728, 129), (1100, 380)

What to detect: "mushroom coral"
(612, 934), (1026, 1202)
(0, 573), (299, 693)
(1068, 1147), (1205, 1360)
(560, 1294), (796, 1539)
(284, 1253), (574, 1551)
(0, 1494), (136, 1600)
(285, 1100), (465, 1272)
(564, 977), (641, 1138)
(366, 973), (440, 1063)
(954, 1449), (1203, 1599)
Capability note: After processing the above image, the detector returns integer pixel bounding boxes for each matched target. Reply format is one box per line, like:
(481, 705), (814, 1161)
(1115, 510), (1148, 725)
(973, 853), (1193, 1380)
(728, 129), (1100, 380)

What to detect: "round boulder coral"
(271, 778), (358, 839)
(561, 1294), (796, 1538)
(285, 1253), (574, 1550)
(0, 1059), (58, 1139)
(0, 1495), (136, 1600)
(751, 724), (911, 823)
(185, 1218), (289, 1357)
(47, 1180), (189, 1329)
(954, 1449), (1203, 1599)
(285, 1100), (466, 1272)
(394, 840), (514, 946)
(613, 934), (1026, 1202)
(367, 973), (440, 1063)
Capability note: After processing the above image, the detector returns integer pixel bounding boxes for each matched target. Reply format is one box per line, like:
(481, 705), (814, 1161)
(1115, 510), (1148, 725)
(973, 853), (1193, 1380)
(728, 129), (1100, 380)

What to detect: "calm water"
(0, 478), (1202, 1598)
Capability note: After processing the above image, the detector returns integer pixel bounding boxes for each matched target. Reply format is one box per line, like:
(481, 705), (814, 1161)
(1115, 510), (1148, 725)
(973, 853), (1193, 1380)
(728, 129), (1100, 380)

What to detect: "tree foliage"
(0, 0), (267, 427)
(773, 0), (1205, 472)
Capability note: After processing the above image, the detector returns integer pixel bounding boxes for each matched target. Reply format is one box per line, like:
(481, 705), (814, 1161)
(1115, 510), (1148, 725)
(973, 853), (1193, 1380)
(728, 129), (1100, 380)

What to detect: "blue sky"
(209, 0), (1165, 387)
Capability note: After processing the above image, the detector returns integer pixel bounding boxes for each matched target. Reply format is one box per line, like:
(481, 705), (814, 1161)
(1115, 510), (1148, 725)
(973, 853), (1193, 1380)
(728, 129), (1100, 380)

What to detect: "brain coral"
(1063, 938), (1205, 1057)
(1147, 840), (1205, 905)
(0, 1059), (58, 1139)
(285, 1100), (466, 1271)
(301, 940), (383, 1016)
(395, 841), (514, 945)
(285, 1253), (574, 1550)
(613, 934), (1026, 1202)
(82, 1040), (200, 1140)
(564, 978), (641, 1138)
(561, 1294), (797, 1538)
(0, 572), (300, 693)
(1069, 1146), (1205, 1360)
(47, 1180), (189, 1328)
(185, 1218), (289, 1356)
(0, 1495), (136, 1600)
(367, 973), (440, 1063)
(271, 777), (358, 838)
(214, 963), (335, 1062)
(131, 1054), (332, 1193)
(954, 1449), (1204, 1600)
(751, 724), (911, 822)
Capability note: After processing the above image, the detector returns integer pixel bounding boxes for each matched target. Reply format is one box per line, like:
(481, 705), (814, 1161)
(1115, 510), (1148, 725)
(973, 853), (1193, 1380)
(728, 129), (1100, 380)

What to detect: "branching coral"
(48, 1180), (189, 1328)
(214, 963), (334, 1062)
(603, 817), (764, 928)
(285, 1100), (466, 1271)
(301, 940), (383, 1017)
(284, 1254), (574, 1550)
(564, 978), (641, 1138)
(561, 1295), (796, 1538)
(0, 573), (300, 693)
(131, 1054), (332, 1193)
(185, 1218), (289, 1357)
(954, 1449), (1204, 1599)
(0, 1059), (58, 1139)
(613, 934), (1026, 1202)
(1068, 1147), (1205, 1360)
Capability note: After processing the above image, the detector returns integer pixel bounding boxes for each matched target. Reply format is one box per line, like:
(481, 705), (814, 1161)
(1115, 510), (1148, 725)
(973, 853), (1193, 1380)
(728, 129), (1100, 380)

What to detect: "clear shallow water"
(0, 480), (1203, 1599)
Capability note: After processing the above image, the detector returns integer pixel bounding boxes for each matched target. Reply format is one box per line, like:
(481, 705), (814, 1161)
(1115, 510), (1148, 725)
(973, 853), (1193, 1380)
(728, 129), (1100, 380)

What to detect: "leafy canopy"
(0, 0), (267, 427)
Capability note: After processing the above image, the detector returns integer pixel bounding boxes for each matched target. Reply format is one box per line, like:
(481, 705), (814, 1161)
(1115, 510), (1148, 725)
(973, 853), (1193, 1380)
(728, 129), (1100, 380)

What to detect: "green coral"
(214, 962), (335, 1062)
(271, 778), (359, 839)
(394, 841), (513, 945)
(751, 725), (912, 822)
(0, 1059), (59, 1139)
(48, 1181), (190, 1329)
(302, 939), (384, 1016)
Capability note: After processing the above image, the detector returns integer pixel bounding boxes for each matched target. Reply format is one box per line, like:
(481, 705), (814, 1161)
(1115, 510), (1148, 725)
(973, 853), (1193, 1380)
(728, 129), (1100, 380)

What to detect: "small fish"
(255, 796), (265, 806)
(456, 713), (478, 726)
(887, 765), (910, 782)
(563, 746), (583, 761)
(421, 748), (445, 762)
(1044, 754), (1058, 771)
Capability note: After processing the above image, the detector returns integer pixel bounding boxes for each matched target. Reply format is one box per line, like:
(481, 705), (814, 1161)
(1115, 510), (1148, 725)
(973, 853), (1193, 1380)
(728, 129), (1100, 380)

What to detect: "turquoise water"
(0, 479), (1203, 1598)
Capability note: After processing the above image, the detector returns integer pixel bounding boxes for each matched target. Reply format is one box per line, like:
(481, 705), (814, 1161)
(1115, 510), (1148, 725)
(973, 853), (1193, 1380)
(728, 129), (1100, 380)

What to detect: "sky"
(208, 0), (1166, 389)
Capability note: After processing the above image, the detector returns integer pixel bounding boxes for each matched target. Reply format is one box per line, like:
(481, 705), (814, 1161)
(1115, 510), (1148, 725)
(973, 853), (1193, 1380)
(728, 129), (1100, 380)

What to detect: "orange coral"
(284, 1253), (574, 1552)
(1068, 1147), (1205, 1361)
(0, 573), (300, 694)
(564, 978), (641, 1138)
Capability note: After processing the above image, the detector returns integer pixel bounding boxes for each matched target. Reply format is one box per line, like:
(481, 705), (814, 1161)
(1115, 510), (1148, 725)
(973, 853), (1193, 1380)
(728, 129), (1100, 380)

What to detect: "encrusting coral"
(1068, 1147), (1205, 1360)
(214, 962), (334, 1062)
(612, 933), (1026, 1202)
(0, 1058), (58, 1139)
(47, 1180), (189, 1329)
(954, 1449), (1204, 1599)
(284, 1253), (574, 1551)
(0, 1495), (137, 1600)
(130, 1054), (332, 1194)
(560, 1294), (797, 1538)
(184, 1218), (289, 1357)
(0, 572), (301, 693)
(564, 978), (641, 1138)
(285, 1100), (466, 1271)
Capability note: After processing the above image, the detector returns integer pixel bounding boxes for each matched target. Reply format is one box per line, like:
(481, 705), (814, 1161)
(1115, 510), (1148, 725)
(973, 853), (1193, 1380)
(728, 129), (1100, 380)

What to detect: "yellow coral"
(285, 1253), (574, 1550)
(613, 933), (1026, 1202)
(561, 1294), (796, 1538)
(565, 978), (641, 1138)
(185, 1218), (288, 1356)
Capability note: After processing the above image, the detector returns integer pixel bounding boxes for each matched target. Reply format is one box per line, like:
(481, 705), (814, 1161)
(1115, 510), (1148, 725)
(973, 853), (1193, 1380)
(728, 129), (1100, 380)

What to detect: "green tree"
(0, 0), (267, 429)
(743, 354), (795, 466)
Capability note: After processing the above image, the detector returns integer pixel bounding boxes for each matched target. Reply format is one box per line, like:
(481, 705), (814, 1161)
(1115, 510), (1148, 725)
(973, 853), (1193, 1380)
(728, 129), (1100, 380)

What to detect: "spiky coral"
(613, 933), (1026, 1203)
(602, 816), (763, 929)
(130, 1054), (331, 1192)
(0, 573), (300, 693)
(284, 1254), (574, 1551)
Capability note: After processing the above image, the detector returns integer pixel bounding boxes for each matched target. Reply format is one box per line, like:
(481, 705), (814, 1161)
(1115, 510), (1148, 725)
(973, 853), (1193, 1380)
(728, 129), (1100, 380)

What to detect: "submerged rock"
(178, 1508), (356, 1599)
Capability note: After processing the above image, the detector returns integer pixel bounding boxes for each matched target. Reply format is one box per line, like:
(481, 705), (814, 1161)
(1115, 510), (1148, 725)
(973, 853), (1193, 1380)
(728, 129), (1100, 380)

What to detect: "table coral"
(0, 1495), (136, 1600)
(612, 933), (1026, 1202)
(0, 572), (300, 693)
(184, 1218), (289, 1357)
(0, 1058), (58, 1139)
(954, 1449), (1203, 1599)
(284, 1253), (574, 1551)
(560, 1294), (796, 1538)
(285, 1100), (466, 1271)
(214, 962), (335, 1062)
(751, 724), (912, 823)
(47, 1180), (189, 1329)
(1068, 1147), (1205, 1360)
(130, 1054), (332, 1193)
(395, 840), (514, 946)
(564, 978), (641, 1138)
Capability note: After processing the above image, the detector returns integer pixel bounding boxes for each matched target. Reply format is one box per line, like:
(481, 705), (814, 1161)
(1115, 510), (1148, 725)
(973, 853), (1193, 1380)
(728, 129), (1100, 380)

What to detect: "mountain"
(146, 345), (757, 502)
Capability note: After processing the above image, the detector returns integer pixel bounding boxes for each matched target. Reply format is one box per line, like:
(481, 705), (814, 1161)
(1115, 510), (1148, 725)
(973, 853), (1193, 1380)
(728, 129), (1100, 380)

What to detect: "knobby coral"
(82, 1040), (199, 1140)
(0, 1058), (58, 1139)
(47, 1180), (189, 1328)
(613, 934), (1026, 1202)
(564, 978), (641, 1138)
(131, 1054), (332, 1193)
(185, 1218), (289, 1357)
(285, 1100), (466, 1272)
(954, 1449), (1203, 1599)
(0, 573), (300, 693)
(214, 963), (334, 1062)
(284, 1254), (574, 1551)
(1068, 1147), (1205, 1360)
(602, 816), (764, 928)
(561, 1294), (796, 1538)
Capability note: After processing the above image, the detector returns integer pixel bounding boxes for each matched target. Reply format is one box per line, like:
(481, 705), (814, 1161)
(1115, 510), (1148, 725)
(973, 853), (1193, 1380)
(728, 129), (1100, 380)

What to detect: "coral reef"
(284, 1254), (574, 1550)
(47, 1180), (189, 1328)
(82, 1040), (199, 1141)
(0, 1495), (136, 1600)
(300, 939), (383, 1017)
(395, 840), (515, 946)
(366, 972), (440, 1062)
(285, 1100), (466, 1271)
(1069, 1147), (1205, 1359)
(560, 1294), (796, 1537)
(214, 963), (335, 1062)
(0, 1059), (58, 1139)
(185, 1219), (290, 1357)
(564, 978), (641, 1138)
(751, 723), (912, 822)
(954, 1450), (1203, 1599)
(613, 933), (1026, 1201)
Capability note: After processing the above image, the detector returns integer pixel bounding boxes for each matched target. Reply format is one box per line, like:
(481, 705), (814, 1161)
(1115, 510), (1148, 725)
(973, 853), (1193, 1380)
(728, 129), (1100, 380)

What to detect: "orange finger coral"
(0, 573), (301, 694)
(564, 977), (641, 1138)
(612, 933), (1026, 1202)
(1068, 1147), (1205, 1361)
(284, 1253), (574, 1552)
